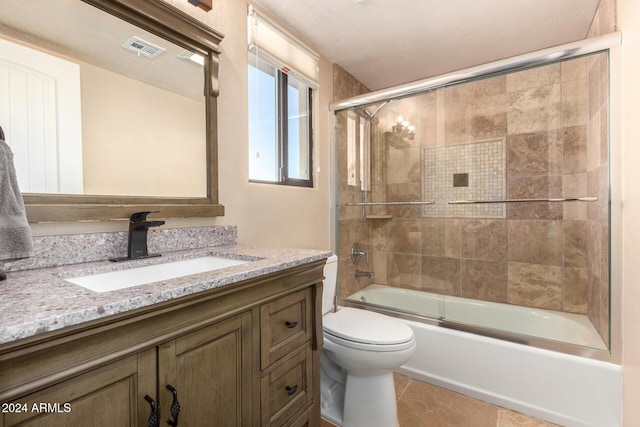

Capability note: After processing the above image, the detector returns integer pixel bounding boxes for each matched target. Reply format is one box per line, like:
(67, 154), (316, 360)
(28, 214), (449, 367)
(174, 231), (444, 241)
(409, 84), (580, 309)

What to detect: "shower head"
(362, 100), (391, 120)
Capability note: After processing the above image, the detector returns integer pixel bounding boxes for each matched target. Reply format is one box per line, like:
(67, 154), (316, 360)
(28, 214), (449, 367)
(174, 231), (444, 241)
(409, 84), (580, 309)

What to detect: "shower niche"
(335, 50), (611, 355)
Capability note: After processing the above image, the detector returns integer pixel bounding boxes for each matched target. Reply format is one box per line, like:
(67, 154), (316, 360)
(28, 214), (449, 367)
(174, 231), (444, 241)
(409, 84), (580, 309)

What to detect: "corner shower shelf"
(344, 201), (432, 220)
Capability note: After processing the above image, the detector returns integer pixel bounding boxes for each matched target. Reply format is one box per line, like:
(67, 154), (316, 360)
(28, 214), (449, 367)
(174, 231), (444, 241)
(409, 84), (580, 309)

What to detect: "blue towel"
(0, 138), (33, 261)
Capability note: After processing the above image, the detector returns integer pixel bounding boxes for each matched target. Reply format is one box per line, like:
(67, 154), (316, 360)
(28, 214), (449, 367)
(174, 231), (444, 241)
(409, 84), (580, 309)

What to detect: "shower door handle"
(448, 197), (598, 204)
(345, 201), (435, 206)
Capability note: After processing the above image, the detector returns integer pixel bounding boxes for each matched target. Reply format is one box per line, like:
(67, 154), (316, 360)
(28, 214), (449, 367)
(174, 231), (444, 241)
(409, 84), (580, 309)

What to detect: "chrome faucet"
(351, 243), (368, 265)
(110, 211), (165, 262)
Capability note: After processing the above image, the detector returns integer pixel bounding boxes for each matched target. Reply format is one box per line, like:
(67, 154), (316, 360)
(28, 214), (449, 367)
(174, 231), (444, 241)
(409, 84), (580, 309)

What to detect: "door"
(0, 350), (156, 427)
(0, 37), (82, 193)
(158, 312), (253, 427)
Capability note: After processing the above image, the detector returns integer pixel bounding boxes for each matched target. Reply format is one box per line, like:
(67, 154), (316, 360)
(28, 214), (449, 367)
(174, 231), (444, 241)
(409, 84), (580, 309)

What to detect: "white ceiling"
(252, 0), (600, 91)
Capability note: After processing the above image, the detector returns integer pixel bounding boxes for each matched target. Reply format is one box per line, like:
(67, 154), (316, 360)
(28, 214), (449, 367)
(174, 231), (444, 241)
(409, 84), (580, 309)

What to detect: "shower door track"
(329, 31), (621, 112)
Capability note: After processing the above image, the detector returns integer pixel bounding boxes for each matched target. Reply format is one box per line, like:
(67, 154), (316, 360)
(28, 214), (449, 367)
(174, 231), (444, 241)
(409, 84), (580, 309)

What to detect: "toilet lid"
(323, 307), (414, 345)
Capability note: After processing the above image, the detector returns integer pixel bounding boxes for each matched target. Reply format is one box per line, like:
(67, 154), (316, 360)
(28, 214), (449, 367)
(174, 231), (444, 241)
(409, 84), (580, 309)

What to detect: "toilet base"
(321, 352), (345, 425)
(321, 370), (399, 427)
(343, 372), (399, 427)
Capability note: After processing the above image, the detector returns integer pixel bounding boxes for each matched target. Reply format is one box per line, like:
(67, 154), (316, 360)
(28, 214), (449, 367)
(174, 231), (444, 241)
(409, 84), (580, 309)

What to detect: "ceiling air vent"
(121, 36), (165, 59)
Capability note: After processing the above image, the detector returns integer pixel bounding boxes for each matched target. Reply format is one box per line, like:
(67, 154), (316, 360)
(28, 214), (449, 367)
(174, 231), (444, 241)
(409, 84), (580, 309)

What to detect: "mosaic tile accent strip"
(423, 140), (506, 218)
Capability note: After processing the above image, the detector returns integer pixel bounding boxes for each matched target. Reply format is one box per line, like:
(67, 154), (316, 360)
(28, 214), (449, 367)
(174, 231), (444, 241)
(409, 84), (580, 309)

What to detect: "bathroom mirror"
(0, 0), (224, 222)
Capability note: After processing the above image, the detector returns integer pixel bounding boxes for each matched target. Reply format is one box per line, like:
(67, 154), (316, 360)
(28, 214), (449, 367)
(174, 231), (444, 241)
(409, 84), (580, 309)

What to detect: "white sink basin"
(66, 256), (249, 293)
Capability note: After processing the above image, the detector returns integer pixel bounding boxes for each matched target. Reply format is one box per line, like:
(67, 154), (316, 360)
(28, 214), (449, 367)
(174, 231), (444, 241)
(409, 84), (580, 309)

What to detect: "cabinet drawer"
(261, 288), (313, 368)
(261, 346), (313, 426)
(288, 408), (313, 427)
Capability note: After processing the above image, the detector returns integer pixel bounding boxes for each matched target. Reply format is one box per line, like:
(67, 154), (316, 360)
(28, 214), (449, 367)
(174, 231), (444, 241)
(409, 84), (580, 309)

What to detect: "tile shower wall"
(586, 51), (610, 343)
(584, 0), (614, 349)
(423, 140), (506, 218)
(335, 53), (610, 345)
(334, 64), (375, 297)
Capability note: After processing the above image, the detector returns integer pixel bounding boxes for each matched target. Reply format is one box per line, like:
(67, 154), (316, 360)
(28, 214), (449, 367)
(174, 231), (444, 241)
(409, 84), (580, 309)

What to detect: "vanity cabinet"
(0, 260), (325, 427)
(0, 351), (154, 426)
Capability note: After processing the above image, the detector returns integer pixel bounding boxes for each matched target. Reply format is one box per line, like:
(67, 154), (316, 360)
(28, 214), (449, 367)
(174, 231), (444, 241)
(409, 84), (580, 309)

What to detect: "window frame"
(248, 57), (314, 188)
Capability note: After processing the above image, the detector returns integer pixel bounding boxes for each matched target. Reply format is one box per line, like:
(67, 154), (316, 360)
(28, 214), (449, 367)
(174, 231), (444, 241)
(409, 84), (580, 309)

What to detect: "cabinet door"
(0, 349), (156, 427)
(158, 312), (252, 427)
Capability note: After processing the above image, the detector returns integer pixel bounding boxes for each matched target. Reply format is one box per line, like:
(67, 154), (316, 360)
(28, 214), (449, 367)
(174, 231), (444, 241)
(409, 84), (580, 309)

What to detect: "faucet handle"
(130, 211), (160, 223)
(350, 243), (368, 266)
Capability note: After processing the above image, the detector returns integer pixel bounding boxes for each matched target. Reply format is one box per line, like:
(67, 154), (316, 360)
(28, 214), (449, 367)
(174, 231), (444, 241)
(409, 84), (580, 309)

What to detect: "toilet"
(321, 255), (416, 427)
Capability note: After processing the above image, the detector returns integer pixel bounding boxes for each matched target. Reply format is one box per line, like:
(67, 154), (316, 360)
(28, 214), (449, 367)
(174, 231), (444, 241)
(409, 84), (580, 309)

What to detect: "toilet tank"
(322, 255), (338, 314)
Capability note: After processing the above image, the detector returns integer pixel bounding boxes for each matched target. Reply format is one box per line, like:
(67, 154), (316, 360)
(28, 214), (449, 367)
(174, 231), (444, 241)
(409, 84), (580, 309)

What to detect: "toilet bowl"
(321, 255), (416, 427)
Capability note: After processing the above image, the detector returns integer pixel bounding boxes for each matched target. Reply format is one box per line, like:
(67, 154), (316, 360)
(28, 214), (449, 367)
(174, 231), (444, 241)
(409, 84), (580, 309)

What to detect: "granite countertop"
(0, 244), (332, 346)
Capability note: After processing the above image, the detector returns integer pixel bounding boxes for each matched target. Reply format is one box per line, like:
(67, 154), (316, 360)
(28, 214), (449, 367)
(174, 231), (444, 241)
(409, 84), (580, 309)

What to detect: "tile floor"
(320, 373), (559, 427)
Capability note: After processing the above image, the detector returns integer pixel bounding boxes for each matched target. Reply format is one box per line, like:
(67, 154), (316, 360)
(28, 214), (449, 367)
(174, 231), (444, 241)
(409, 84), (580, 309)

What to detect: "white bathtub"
(350, 284), (606, 349)
(348, 285), (621, 427)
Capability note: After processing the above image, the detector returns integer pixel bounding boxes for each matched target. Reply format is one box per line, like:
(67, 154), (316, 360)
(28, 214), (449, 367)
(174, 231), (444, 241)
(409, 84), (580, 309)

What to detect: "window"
(248, 56), (313, 186)
(247, 7), (317, 187)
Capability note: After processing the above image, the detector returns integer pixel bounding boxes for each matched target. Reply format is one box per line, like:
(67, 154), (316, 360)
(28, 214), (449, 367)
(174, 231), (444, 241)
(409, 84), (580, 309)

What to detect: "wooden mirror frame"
(22, 0), (225, 222)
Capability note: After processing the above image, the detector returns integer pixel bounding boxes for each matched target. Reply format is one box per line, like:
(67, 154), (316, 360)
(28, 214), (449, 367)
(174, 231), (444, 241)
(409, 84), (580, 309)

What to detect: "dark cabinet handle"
(166, 384), (181, 427)
(285, 385), (298, 396)
(144, 395), (159, 427)
(285, 321), (298, 329)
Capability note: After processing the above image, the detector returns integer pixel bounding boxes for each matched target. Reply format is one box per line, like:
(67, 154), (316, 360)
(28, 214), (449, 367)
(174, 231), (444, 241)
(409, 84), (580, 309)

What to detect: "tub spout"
(355, 270), (374, 279)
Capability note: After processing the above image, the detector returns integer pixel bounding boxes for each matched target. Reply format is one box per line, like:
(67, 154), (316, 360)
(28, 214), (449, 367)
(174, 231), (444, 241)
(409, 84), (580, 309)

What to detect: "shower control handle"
(351, 243), (368, 266)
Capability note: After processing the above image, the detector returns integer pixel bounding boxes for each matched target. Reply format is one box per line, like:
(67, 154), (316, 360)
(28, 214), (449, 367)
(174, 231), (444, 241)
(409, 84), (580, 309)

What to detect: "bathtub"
(347, 285), (622, 427)
(349, 284), (607, 349)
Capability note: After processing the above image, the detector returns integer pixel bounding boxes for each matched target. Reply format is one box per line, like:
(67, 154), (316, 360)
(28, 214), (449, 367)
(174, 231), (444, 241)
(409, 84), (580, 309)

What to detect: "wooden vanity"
(0, 255), (326, 426)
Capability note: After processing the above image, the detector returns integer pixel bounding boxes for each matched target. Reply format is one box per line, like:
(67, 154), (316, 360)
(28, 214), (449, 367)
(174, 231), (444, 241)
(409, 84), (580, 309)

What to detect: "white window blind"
(247, 6), (319, 88)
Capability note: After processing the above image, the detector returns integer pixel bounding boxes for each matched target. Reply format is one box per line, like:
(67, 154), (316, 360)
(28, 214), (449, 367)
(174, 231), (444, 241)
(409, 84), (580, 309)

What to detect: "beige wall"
(30, 0), (333, 251)
(617, 0), (640, 423)
(81, 63), (206, 197)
